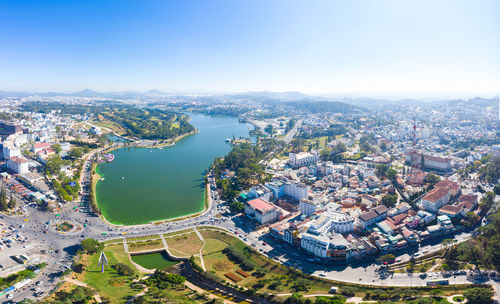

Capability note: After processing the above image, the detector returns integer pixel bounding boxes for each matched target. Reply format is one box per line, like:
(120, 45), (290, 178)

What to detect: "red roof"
(9, 156), (28, 164)
(247, 198), (276, 212)
(422, 187), (449, 202)
(33, 142), (51, 149)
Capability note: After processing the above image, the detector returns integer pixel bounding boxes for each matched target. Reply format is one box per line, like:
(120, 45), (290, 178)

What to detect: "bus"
(426, 279), (449, 286)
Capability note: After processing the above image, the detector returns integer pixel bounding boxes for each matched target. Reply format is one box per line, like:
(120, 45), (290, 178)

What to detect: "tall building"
(288, 150), (319, 167)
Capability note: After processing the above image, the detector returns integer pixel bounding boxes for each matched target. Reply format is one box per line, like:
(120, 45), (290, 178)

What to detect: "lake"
(95, 114), (251, 225)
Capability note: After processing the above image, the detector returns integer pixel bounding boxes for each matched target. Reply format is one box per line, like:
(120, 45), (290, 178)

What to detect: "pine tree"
(0, 187), (7, 211)
(8, 193), (16, 210)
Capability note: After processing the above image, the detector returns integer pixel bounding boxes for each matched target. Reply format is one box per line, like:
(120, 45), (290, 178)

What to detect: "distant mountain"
(68, 89), (103, 97)
(239, 91), (312, 101)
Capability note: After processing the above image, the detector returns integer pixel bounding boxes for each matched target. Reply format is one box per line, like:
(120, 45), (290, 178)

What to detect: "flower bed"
(224, 272), (242, 282)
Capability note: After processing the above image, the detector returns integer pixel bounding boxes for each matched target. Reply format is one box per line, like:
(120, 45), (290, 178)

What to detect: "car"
(7, 294), (13, 299)
(262, 242), (267, 246)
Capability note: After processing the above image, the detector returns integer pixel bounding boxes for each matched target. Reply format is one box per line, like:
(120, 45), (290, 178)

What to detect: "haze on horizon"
(0, 0), (499, 96)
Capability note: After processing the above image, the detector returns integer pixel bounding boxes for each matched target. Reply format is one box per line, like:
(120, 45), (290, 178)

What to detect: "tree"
(80, 238), (103, 254)
(69, 147), (84, 159)
(46, 155), (64, 175)
(380, 142), (387, 151)
(52, 143), (62, 155)
(381, 194), (398, 208)
(494, 184), (500, 195)
(378, 253), (396, 264)
(385, 167), (397, 180)
(0, 187), (8, 211)
(111, 263), (135, 276)
(8, 193), (16, 210)
(264, 124), (274, 135)
(463, 287), (494, 304)
(375, 164), (388, 176)
(426, 173), (440, 186)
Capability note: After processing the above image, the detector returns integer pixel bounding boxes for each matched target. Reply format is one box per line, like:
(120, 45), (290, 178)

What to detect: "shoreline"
(93, 129), (210, 227)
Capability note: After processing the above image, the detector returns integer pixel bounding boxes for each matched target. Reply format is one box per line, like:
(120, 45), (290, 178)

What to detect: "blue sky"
(0, 0), (498, 95)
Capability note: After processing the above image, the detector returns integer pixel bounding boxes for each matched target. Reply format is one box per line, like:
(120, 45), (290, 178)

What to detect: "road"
(283, 119), (302, 143)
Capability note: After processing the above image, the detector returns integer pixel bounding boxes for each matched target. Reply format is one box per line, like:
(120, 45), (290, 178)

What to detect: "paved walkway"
(446, 294), (465, 304)
(194, 227), (207, 271)
(123, 238), (154, 274)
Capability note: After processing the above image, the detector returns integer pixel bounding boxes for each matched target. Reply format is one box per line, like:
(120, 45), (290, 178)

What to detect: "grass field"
(126, 235), (160, 242)
(131, 252), (179, 270)
(165, 232), (204, 257)
(128, 239), (164, 252)
(76, 244), (140, 304)
(163, 228), (194, 237)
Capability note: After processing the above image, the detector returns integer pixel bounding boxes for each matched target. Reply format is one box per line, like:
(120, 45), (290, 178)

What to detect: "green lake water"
(96, 114), (252, 225)
(131, 252), (178, 270)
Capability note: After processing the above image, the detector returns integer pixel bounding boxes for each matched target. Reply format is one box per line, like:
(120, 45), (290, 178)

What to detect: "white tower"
(98, 251), (108, 273)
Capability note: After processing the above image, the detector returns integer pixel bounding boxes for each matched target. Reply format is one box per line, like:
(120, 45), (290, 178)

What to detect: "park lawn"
(202, 238), (229, 255)
(102, 239), (122, 245)
(305, 136), (329, 149)
(163, 228), (194, 237)
(165, 232), (204, 257)
(126, 235), (161, 242)
(127, 239), (164, 252)
(105, 244), (136, 269)
(92, 120), (126, 135)
(199, 228), (239, 246)
(79, 247), (140, 304)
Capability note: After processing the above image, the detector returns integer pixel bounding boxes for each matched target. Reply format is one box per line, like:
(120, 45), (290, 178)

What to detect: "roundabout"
(49, 219), (84, 236)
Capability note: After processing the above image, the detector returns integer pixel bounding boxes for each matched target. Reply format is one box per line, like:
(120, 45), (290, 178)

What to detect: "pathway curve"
(446, 294), (465, 304)
(194, 227), (207, 271)
(123, 238), (154, 274)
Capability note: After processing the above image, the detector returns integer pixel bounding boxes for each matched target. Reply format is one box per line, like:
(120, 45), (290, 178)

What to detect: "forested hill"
(20, 102), (195, 140)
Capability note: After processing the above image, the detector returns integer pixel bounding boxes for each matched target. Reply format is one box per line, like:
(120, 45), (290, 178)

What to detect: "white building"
(2, 143), (20, 159)
(7, 156), (29, 174)
(423, 154), (451, 171)
(244, 198), (279, 225)
(421, 188), (450, 212)
(284, 181), (308, 200)
(299, 198), (319, 216)
(288, 150), (319, 167)
(301, 232), (330, 258)
(301, 231), (351, 260)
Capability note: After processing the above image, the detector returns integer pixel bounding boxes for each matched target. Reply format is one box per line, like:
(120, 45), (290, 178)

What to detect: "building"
(244, 198), (279, 225)
(355, 205), (389, 230)
(284, 181), (308, 200)
(300, 198), (321, 216)
(89, 126), (102, 136)
(301, 231), (352, 260)
(0, 122), (22, 140)
(420, 180), (460, 212)
(7, 156), (29, 174)
(421, 188), (450, 212)
(265, 180), (285, 199)
(2, 143), (21, 159)
(308, 211), (354, 235)
(288, 150), (319, 167)
(32, 142), (51, 153)
(423, 154), (451, 171)
(405, 150), (451, 171)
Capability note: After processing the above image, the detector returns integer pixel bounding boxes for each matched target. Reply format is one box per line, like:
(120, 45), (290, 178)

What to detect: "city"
(0, 1), (499, 304)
